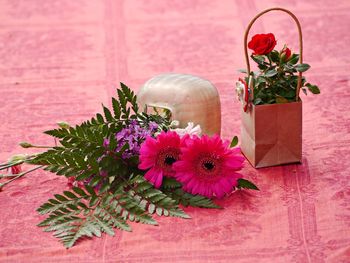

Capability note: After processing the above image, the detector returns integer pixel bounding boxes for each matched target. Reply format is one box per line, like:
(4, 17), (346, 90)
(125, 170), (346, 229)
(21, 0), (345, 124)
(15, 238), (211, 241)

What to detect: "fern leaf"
(113, 191), (158, 225)
(62, 218), (101, 248)
(94, 205), (131, 232)
(164, 188), (221, 209)
(103, 105), (113, 122)
(130, 176), (190, 219)
(161, 178), (182, 189)
(112, 97), (121, 119)
(91, 214), (115, 236)
(167, 207), (191, 219)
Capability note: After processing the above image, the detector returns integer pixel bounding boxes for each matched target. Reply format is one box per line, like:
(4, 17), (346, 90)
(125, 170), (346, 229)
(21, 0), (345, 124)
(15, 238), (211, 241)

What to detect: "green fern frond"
(163, 188), (221, 209)
(161, 177), (182, 189)
(37, 184), (159, 248)
(61, 217), (102, 248)
(129, 176), (190, 219)
(31, 147), (100, 180)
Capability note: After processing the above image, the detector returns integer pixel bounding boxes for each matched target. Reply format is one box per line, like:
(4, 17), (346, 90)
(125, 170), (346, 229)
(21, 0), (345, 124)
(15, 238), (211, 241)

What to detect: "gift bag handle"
(244, 7), (303, 102)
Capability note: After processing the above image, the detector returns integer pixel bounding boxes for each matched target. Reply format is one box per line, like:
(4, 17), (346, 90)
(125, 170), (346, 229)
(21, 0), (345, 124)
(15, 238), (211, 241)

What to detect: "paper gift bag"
(240, 101), (302, 168)
(239, 7), (304, 168)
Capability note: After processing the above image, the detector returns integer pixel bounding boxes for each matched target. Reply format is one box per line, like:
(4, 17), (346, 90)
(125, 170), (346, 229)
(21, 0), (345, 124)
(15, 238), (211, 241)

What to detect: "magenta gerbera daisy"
(138, 131), (182, 188)
(173, 135), (245, 199)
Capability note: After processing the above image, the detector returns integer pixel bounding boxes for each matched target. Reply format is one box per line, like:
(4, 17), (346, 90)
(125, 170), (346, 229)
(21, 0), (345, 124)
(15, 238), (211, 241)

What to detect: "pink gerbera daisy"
(173, 135), (245, 199)
(138, 131), (182, 188)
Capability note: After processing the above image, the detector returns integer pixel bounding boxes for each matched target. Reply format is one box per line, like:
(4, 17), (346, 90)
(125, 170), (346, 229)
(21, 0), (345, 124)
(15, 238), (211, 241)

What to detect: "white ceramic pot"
(137, 73), (221, 135)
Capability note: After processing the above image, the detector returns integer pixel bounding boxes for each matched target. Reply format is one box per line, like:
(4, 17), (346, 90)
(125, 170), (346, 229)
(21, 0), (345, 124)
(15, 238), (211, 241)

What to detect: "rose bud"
(19, 142), (33, 148)
(57, 121), (70, 129)
(248, 33), (277, 55)
(280, 47), (292, 61)
(11, 165), (22, 175)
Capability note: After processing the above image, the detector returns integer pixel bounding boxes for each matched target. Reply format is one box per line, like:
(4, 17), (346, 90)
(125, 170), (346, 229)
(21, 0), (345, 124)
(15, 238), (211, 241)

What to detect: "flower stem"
(0, 165), (44, 189)
(0, 161), (24, 170)
(266, 54), (272, 66)
(0, 154), (39, 171)
(0, 174), (18, 178)
(20, 142), (53, 149)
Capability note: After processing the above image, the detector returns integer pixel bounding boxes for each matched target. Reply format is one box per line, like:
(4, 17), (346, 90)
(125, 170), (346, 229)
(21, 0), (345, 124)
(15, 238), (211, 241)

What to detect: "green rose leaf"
(288, 54), (299, 65)
(230, 136), (239, 148)
(252, 55), (266, 65)
(237, 179), (259, 190)
(255, 76), (267, 86)
(270, 51), (280, 63)
(305, 83), (320, 94)
(258, 64), (268, 70)
(264, 69), (278, 77)
(295, 63), (311, 72)
(254, 98), (263, 105)
(283, 63), (296, 72)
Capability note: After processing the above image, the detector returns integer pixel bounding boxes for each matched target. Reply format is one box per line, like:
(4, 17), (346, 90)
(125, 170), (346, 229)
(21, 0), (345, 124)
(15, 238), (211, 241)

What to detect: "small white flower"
(235, 80), (245, 102)
(169, 120), (180, 128)
(235, 79), (250, 112)
(172, 122), (202, 137)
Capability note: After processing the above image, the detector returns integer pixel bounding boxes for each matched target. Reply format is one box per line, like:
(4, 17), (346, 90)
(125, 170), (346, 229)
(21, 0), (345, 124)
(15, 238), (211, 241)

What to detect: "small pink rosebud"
(11, 165), (22, 175)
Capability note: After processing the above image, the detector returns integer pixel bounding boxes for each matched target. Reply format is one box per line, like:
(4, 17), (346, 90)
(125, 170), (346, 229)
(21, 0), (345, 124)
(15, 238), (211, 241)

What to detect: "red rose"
(248, 33), (277, 55)
(281, 47), (292, 61)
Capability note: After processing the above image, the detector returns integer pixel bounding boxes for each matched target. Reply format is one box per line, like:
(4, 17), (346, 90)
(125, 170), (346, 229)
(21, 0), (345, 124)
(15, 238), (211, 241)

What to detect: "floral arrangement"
(0, 83), (258, 248)
(236, 33), (320, 108)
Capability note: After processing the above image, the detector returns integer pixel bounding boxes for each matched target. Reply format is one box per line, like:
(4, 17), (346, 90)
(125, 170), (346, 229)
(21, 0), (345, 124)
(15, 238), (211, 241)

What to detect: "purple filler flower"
(107, 120), (158, 159)
(68, 121), (157, 190)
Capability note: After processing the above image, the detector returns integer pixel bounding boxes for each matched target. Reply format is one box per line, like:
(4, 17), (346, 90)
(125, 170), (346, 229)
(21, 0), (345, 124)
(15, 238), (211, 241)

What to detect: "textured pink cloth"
(0, 0), (350, 262)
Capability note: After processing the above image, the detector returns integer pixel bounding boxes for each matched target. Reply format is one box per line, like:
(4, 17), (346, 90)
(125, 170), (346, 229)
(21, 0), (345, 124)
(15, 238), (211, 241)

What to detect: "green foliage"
(38, 176), (204, 248)
(161, 178), (221, 209)
(295, 63), (310, 72)
(35, 83), (220, 248)
(249, 49), (320, 105)
(305, 83), (320, 94)
(129, 176), (191, 218)
(236, 178), (259, 190)
(230, 136), (239, 148)
(163, 188), (222, 209)
(38, 186), (134, 248)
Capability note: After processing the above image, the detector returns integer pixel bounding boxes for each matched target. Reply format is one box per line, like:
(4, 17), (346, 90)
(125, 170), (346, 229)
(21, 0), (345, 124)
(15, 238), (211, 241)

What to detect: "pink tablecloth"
(0, 1), (349, 262)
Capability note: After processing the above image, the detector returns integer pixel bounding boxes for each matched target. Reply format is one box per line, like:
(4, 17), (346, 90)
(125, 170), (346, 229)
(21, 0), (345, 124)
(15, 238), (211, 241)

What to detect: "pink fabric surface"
(0, 0), (349, 262)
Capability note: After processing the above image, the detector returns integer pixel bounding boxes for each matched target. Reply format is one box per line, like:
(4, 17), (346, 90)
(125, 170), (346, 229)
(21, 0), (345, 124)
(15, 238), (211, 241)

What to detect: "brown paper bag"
(239, 8), (304, 168)
(240, 101), (302, 168)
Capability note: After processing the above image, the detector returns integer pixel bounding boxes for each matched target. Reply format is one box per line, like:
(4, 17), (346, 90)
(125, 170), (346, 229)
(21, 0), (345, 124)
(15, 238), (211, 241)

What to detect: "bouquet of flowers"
(0, 83), (258, 248)
(236, 32), (320, 108)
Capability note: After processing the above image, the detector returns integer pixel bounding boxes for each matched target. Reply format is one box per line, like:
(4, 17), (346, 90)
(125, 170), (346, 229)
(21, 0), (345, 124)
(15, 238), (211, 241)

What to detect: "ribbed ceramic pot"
(137, 73), (221, 135)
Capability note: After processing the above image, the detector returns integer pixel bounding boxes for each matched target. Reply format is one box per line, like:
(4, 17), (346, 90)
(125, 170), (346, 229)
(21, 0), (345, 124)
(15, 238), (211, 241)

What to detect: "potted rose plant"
(236, 8), (320, 168)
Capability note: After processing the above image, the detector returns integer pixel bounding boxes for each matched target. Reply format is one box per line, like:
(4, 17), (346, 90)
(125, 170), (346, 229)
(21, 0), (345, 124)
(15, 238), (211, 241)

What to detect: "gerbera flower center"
(203, 161), (215, 171)
(164, 155), (177, 165)
(196, 155), (221, 177)
(156, 147), (180, 176)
